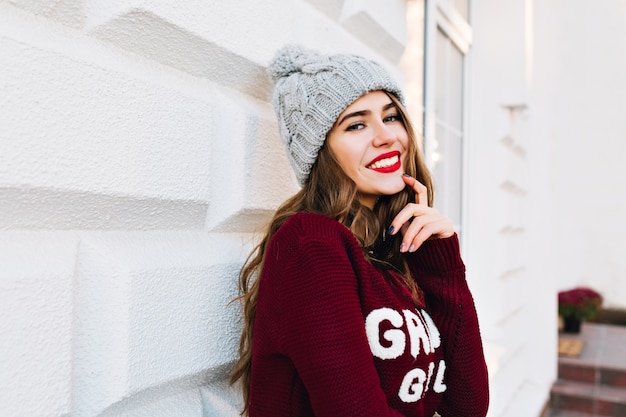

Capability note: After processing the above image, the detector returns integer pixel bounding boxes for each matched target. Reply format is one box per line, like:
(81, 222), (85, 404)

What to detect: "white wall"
(467, 1), (626, 417)
(0, 1), (409, 416)
(535, 0), (626, 310)
(467, 0), (558, 416)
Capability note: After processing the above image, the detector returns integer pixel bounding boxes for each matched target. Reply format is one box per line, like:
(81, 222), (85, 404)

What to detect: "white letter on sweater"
(433, 360), (447, 393)
(403, 309), (431, 357)
(398, 368), (427, 402)
(365, 308), (405, 359)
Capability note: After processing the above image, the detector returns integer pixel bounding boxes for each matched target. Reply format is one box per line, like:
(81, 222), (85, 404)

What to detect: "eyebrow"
(335, 102), (397, 127)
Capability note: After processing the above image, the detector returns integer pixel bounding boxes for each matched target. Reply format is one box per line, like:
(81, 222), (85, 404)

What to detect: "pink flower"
(558, 287), (603, 320)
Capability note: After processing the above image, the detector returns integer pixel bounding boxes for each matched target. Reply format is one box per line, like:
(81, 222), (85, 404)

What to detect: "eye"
(346, 122), (365, 131)
(383, 113), (403, 123)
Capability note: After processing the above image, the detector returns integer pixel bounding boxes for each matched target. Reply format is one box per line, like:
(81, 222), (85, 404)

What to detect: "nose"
(371, 121), (396, 147)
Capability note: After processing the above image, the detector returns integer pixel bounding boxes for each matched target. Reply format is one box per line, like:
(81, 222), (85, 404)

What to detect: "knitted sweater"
(249, 212), (489, 417)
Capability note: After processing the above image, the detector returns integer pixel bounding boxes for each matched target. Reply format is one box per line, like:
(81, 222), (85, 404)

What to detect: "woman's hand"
(388, 174), (455, 253)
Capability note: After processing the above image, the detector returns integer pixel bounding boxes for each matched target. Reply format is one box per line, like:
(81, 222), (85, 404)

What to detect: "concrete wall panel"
(204, 96), (298, 233)
(85, 0), (294, 100)
(0, 233), (77, 417)
(340, 0), (406, 62)
(72, 232), (248, 416)
(0, 36), (212, 202)
(0, 0), (83, 27)
(99, 388), (204, 417)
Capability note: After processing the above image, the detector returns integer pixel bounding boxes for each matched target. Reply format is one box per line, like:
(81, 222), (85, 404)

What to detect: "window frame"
(422, 0), (473, 237)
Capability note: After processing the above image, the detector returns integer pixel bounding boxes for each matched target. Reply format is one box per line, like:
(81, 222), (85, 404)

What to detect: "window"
(425, 0), (472, 234)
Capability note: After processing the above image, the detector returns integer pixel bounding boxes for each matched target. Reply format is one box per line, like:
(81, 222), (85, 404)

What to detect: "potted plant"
(558, 287), (603, 333)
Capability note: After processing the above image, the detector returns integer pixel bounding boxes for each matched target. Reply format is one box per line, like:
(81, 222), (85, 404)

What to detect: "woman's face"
(327, 91), (409, 209)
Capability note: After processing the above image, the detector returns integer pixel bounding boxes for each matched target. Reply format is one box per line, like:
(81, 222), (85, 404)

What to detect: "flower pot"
(562, 316), (582, 333)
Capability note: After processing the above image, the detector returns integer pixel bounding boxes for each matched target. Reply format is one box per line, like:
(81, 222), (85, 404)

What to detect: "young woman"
(230, 44), (489, 417)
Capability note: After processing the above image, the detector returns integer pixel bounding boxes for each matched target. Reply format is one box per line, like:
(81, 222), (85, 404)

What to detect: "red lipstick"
(366, 151), (402, 173)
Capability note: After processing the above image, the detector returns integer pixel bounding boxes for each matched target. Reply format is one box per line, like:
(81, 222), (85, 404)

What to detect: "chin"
(377, 184), (406, 197)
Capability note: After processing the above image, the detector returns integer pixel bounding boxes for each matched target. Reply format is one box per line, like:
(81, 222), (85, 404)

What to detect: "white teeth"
(368, 155), (399, 169)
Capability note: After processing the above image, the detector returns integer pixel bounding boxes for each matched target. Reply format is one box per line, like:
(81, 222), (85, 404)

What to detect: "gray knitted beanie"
(268, 44), (404, 186)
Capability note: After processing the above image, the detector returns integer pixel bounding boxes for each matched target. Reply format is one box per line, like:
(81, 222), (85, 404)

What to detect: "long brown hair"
(229, 93), (433, 415)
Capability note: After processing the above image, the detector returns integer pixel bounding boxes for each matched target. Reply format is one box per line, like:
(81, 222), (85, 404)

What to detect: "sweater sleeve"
(272, 231), (405, 417)
(406, 234), (490, 417)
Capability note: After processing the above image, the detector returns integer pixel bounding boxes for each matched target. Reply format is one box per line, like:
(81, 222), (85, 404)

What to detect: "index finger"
(402, 174), (428, 205)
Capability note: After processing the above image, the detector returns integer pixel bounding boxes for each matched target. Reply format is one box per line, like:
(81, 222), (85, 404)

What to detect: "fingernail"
(388, 226), (395, 235)
(400, 243), (407, 252)
(402, 173), (411, 177)
(408, 244), (416, 253)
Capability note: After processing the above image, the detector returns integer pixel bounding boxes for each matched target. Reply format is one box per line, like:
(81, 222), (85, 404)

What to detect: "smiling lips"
(366, 151), (402, 173)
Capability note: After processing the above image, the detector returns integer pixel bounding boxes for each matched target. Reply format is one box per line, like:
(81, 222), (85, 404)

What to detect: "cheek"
(329, 139), (361, 172)
(335, 149), (360, 177)
(398, 132), (411, 157)
(396, 128), (410, 149)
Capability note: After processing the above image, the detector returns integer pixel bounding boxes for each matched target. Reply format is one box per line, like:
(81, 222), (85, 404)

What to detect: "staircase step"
(558, 323), (626, 389)
(543, 410), (596, 417)
(547, 324), (626, 417)
(550, 380), (626, 416)
(559, 360), (626, 388)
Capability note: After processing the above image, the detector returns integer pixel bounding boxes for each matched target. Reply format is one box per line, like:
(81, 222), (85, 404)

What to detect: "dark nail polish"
(402, 173), (411, 177)
(388, 226), (395, 235)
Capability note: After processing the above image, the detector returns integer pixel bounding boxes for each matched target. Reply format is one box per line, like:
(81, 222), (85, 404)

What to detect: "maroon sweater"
(249, 212), (489, 416)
